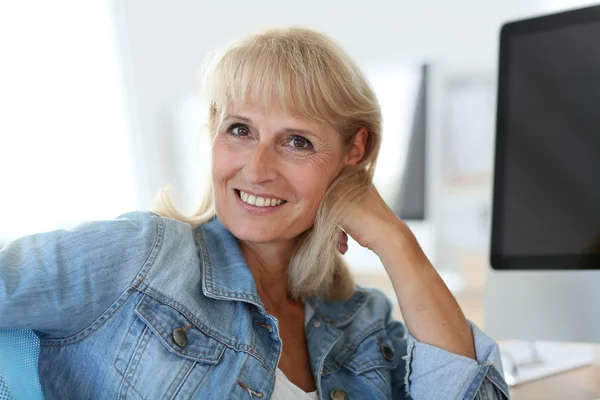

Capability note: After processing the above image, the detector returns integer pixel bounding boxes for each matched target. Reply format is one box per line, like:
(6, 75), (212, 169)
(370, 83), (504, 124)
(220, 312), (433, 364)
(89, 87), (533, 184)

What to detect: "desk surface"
(510, 365), (600, 400)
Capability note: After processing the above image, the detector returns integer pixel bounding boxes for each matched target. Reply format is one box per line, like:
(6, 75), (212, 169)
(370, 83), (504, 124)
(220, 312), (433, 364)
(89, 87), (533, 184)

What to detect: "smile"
(236, 190), (287, 207)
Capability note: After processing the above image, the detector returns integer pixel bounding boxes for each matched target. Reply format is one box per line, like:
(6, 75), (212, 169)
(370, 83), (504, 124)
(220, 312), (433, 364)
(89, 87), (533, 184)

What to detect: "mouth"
(235, 189), (287, 207)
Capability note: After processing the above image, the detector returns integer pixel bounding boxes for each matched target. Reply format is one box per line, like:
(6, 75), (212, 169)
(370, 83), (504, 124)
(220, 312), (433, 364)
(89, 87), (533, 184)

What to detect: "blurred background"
(0, 0), (594, 324)
(1, 1), (599, 396)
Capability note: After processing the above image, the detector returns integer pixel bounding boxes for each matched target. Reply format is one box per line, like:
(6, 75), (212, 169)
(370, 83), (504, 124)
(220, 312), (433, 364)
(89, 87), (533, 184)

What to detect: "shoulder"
(105, 211), (199, 266)
(2, 211), (164, 262)
(69, 211), (162, 254)
(349, 286), (406, 338)
(311, 285), (397, 329)
(64, 210), (159, 240)
(36, 210), (184, 274)
(75, 210), (195, 248)
(351, 286), (408, 356)
(354, 285), (396, 319)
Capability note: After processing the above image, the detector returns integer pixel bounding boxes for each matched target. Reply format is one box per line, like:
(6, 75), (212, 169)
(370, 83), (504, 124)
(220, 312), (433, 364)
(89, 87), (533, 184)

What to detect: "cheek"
(292, 164), (339, 208)
(212, 138), (241, 181)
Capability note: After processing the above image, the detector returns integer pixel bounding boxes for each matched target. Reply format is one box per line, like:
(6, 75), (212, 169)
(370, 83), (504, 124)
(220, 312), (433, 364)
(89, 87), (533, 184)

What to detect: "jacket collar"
(195, 217), (370, 326)
(195, 217), (265, 312)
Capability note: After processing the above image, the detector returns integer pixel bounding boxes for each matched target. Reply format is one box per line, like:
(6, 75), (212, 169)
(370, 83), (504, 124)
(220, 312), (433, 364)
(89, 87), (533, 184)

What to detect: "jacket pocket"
(114, 294), (225, 400)
(336, 322), (399, 397)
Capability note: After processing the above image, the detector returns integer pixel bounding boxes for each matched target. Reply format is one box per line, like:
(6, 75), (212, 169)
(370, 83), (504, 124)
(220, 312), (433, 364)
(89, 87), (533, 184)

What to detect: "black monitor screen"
(492, 8), (600, 270)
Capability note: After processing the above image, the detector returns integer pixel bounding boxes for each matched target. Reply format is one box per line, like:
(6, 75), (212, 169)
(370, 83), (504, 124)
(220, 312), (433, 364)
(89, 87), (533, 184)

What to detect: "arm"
(341, 185), (510, 398)
(378, 225), (475, 359)
(0, 211), (159, 338)
(343, 185), (474, 358)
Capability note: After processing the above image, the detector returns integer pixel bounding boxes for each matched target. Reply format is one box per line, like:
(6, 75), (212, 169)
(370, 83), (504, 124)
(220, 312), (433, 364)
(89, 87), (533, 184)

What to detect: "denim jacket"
(0, 211), (509, 399)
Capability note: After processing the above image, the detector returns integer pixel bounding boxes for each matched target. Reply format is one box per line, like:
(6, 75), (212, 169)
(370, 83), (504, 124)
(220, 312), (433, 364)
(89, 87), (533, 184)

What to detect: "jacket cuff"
(403, 320), (510, 399)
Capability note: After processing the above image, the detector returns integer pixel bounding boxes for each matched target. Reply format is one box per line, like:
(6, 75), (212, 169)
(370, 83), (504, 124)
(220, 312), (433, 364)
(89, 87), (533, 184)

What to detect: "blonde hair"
(152, 27), (382, 301)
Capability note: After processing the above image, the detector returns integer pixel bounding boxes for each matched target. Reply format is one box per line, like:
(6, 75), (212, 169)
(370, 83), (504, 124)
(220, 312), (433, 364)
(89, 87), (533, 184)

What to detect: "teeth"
(238, 190), (284, 207)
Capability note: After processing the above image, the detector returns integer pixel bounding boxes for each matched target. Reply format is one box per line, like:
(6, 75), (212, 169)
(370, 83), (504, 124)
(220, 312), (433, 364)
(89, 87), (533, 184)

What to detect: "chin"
(223, 215), (312, 245)
(232, 227), (274, 243)
(220, 218), (277, 243)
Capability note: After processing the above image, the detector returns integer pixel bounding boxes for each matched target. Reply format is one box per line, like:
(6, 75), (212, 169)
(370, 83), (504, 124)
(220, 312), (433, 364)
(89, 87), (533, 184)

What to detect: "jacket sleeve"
(0, 211), (160, 339)
(386, 302), (510, 399)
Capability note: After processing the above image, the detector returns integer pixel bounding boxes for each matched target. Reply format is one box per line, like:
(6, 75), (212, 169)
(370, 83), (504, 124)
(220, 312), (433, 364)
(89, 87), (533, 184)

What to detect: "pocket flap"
(339, 322), (398, 374)
(134, 295), (225, 364)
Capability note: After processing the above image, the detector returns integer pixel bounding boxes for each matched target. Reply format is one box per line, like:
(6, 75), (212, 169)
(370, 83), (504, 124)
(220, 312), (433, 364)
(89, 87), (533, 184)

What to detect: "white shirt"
(270, 303), (319, 400)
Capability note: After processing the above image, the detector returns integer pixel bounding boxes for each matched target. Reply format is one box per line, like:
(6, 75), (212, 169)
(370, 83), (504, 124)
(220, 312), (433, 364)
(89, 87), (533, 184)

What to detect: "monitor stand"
(498, 340), (594, 386)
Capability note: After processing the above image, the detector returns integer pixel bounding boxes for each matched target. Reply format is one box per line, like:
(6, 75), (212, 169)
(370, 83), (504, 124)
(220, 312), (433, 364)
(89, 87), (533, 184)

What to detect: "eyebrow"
(223, 114), (321, 140)
(224, 114), (253, 123)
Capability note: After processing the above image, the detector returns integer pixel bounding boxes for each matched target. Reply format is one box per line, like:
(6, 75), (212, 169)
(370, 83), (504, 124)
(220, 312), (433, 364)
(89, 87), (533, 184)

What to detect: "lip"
(234, 189), (286, 215)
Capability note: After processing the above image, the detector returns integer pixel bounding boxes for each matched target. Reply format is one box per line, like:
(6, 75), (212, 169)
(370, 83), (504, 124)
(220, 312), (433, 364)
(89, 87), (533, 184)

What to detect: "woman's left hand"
(338, 183), (420, 262)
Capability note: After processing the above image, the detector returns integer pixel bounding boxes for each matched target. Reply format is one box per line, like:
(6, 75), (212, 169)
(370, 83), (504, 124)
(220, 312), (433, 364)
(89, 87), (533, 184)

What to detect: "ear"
(345, 128), (368, 166)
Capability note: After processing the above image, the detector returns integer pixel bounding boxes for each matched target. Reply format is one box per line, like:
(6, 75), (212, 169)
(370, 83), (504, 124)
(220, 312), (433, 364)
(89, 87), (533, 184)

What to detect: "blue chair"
(0, 330), (44, 400)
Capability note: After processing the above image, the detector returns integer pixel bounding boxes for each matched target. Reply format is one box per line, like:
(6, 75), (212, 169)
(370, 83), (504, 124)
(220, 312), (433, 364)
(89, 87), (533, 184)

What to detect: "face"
(212, 104), (348, 245)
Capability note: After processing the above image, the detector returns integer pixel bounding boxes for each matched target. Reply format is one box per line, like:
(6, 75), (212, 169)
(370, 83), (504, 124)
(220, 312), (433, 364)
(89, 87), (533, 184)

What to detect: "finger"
(338, 230), (349, 254)
(339, 242), (348, 255)
(340, 230), (348, 244)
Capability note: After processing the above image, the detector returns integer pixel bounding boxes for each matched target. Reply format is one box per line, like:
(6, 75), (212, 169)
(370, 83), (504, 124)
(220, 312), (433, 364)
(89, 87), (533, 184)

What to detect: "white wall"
(0, 0), (138, 242)
(113, 0), (541, 208)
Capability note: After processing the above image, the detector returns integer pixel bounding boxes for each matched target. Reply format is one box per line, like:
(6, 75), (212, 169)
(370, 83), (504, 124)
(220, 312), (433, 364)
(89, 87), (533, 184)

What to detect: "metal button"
(173, 328), (188, 347)
(330, 388), (348, 400)
(238, 381), (264, 398)
(381, 344), (395, 361)
(312, 320), (321, 328)
(256, 321), (273, 332)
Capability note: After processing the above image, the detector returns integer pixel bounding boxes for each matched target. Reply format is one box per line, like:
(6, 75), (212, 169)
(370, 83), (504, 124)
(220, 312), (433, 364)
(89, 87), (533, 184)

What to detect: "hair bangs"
(205, 33), (342, 129)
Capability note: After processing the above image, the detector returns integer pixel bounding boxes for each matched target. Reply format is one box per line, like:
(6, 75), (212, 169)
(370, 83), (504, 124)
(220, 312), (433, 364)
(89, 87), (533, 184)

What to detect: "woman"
(0, 28), (509, 399)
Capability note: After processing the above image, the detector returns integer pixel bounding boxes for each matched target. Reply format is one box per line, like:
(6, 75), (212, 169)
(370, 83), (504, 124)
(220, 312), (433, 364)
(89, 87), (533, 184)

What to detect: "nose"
(242, 143), (278, 184)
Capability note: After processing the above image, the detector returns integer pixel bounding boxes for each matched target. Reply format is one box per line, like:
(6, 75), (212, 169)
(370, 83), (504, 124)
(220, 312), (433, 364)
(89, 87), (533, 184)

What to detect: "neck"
(238, 239), (297, 311)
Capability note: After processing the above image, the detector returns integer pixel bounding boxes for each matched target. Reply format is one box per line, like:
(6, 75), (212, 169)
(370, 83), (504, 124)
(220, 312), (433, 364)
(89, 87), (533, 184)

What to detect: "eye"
(227, 123), (250, 137)
(288, 135), (313, 151)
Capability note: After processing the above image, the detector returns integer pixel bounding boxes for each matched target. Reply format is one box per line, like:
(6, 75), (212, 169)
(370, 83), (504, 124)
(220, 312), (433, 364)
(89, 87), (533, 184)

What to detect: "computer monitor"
(485, 5), (600, 343)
